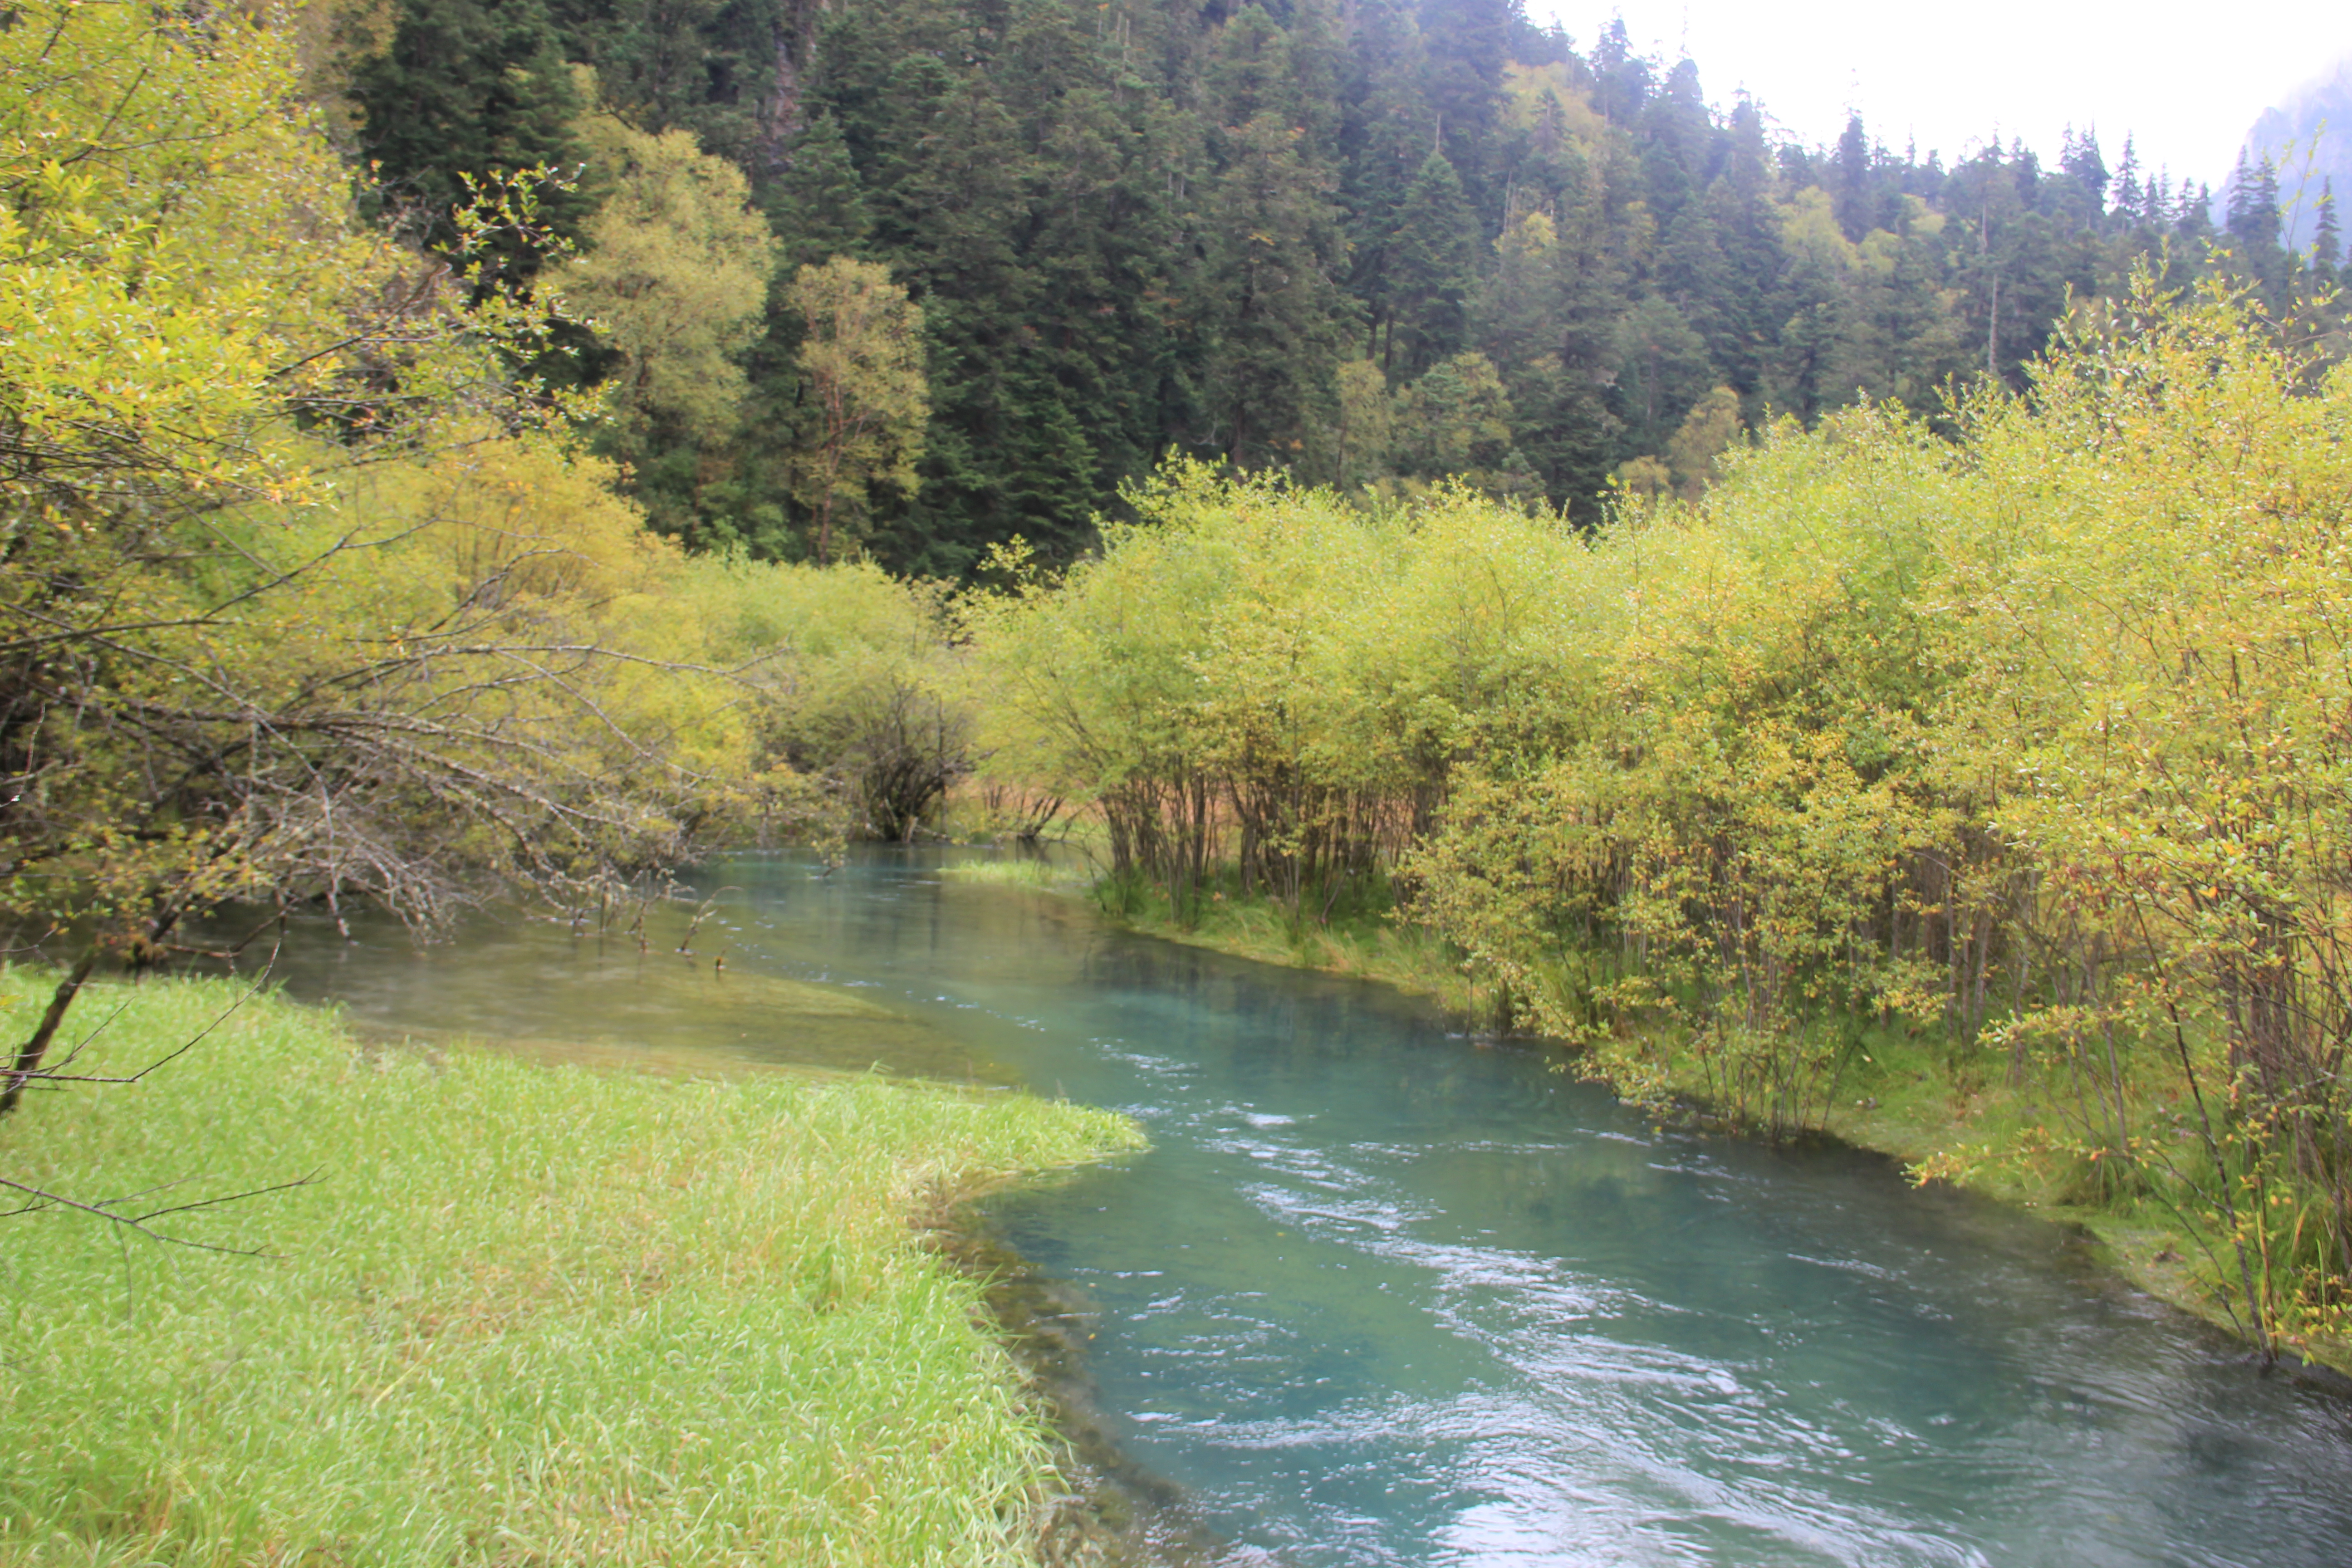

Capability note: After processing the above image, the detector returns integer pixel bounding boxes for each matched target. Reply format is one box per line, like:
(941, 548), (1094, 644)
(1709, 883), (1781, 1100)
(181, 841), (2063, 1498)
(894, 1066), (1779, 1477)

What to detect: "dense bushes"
(0, 0), (972, 960)
(970, 281), (2352, 1356)
(0, 2), (974, 1130)
(969, 468), (1586, 916)
(681, 558), (971, 842)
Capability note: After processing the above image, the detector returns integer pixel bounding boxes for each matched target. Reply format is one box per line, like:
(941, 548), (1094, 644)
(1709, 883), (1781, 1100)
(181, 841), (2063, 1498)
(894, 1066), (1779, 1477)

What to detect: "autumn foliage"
(973, 281), (2352, 1355)
(0, 3), (941, 1079)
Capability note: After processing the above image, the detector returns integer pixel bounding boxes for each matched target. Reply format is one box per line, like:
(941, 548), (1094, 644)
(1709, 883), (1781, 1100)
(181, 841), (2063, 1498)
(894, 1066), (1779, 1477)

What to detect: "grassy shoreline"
(949, 862), (2352, 1377)
(0, 970), (1142, 1566)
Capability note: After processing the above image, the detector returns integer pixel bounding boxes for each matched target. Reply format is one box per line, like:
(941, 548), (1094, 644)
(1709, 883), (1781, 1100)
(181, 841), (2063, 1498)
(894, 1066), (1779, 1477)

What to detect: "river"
(245, 849), (2352, 1567)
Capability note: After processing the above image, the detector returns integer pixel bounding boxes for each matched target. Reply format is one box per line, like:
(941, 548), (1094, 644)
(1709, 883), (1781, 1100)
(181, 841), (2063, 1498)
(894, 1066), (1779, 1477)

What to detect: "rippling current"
(245, 850), (2352, 1566)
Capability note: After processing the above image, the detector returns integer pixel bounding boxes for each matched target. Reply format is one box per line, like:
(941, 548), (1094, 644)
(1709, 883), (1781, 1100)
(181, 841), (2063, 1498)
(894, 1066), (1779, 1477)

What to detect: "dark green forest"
(346, 0), (2345, 573)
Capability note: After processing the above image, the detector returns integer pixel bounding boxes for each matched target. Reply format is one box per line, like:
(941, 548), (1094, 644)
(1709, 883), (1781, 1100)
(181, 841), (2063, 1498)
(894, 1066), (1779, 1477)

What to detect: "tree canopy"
(334, 0), (2347, 571)
(0, 0), (903, 1109)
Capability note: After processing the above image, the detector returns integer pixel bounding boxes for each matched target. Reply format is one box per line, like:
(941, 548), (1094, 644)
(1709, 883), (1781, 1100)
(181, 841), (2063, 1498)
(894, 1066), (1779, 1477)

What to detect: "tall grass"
(0, 972), (1141, 1566)
(936, 859), (1083, 893)
(1097, 872), (1481, 1019)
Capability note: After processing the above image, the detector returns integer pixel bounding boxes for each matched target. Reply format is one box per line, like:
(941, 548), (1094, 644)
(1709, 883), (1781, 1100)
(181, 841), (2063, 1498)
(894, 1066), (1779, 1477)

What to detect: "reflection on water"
(240, 890), (1017, 1085)
(235, 851), (2352, 1567)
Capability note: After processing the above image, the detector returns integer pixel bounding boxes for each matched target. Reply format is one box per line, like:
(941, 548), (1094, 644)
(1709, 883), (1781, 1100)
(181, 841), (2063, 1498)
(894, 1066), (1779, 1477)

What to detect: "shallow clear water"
(244, 850), (2352, 1567)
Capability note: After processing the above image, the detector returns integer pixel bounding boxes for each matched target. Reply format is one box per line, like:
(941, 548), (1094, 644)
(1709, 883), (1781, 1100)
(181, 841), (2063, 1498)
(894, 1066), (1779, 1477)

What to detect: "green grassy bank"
(0, 972), (1142, 1567)
(945, 859), (1482, 1020)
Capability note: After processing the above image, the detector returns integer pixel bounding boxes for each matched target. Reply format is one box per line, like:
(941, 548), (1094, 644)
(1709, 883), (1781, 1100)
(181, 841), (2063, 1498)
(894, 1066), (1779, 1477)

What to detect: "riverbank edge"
(950, 867), (2352, 1381)
(406, 1027), (1190, 1567)
(0, 969), (1147, 1565)
(926, 1211), (1262, 1568)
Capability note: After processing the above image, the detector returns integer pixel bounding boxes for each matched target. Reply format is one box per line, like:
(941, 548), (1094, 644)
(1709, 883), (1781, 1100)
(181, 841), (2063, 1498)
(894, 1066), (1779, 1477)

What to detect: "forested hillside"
(342, 0), (2347, 575)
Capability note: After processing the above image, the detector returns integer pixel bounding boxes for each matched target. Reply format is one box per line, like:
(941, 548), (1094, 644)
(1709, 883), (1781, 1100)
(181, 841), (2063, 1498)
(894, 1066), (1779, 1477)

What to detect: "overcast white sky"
(1536, 4), (2352, 187)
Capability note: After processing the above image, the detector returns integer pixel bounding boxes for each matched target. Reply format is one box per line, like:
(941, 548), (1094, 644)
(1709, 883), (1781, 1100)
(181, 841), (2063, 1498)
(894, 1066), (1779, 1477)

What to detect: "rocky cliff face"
(2234, 54), (2352, 249)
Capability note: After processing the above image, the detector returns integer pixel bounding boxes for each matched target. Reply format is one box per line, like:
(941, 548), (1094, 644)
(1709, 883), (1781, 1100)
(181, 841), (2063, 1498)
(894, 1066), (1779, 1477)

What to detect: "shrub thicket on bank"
(971, 281), (2352, 1358)
(0, 975), (1138, 1565)
(0, 0), (967, 1009)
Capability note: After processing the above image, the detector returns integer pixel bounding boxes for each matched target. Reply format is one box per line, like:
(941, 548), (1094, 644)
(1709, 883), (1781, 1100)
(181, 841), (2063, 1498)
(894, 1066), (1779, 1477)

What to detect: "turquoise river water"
(249, 850), (2352, 1567)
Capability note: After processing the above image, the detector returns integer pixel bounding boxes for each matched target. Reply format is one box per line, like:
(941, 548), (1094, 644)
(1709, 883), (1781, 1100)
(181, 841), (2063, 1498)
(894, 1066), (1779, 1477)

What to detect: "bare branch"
(0, 1169), (319, 1256)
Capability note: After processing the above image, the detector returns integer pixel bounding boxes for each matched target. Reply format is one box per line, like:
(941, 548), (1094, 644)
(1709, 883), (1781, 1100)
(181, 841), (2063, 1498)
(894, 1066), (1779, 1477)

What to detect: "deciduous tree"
(783, 257), (930, 562)
(0, 1), (762, 1120)
(566, 93), (779, 443)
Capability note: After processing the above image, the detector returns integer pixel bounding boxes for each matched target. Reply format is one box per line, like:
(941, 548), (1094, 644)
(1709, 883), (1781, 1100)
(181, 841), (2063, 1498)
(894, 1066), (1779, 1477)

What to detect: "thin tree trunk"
(0, 943), (102, 1117)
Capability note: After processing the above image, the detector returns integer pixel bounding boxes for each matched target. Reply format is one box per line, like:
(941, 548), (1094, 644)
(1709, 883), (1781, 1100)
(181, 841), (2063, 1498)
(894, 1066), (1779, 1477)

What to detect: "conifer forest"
(348, 0), (2345, 572)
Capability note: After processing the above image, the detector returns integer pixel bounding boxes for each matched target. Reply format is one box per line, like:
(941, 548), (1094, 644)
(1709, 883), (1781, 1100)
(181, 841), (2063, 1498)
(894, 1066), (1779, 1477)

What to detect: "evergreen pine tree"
(2225, 151), (2257, 242)
(575, 0), (812, 172)
(1588, 16), (1649, 126)
(2187, 182), (2218, 239)
(1656, 191), (1733, 373)
(2315, 178), (2341, 279)
(1201, 110), (1356, 465)
(1417, 0), (1511, 191)
(1832, 113), (1873, 242)
(1637, 57), (1715, 234)
(762, 111), (871, 270)
(2225, 154), (2286, 299)
(2112, 134), (2143, 227)
(1197, 6), (1355, 466)
(351, 0), (592, 258)
(1387, 150), (1476, 376)
(1609, 289), (1713, 457)
(1708, 99), (1784, 404)
(1334, 0), (1433, 359)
